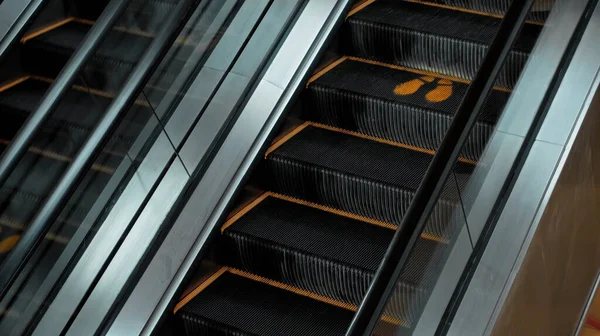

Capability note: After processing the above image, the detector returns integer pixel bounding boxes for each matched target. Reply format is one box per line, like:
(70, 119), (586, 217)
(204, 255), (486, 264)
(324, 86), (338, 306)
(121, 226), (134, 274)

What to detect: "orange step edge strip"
(174, 267), (407, 327)
(265, 120), (476, 165)
(21, 17), (75, 43)
(0, 139), (115, 175)
(346, 0), (544, 26)
(306, 55), (511, 93)
(405, 0), (545, 26)
(220, 191), (446, 243)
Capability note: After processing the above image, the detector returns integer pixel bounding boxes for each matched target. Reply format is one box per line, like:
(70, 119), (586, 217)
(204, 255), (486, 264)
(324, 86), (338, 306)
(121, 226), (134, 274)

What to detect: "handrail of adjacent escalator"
(345, 1), (535, 335)
(0, 0), (131, 187)
(0, 0), (45, 63)
(0, 0), (201, 299)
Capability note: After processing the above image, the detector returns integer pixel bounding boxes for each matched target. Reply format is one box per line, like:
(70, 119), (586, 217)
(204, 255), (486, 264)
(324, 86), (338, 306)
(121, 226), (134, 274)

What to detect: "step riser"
(303, 86), (495, 161)
(344, 21), (529, 89)
(218, 233), (373, 306)
(217, 233), (433, 324)
(181, 315), (255, 336)
(258, 156), (462, 241)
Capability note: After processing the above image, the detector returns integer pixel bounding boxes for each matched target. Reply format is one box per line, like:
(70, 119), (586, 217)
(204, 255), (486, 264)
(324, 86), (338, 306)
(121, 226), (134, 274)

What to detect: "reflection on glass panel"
(364, 3), (554, 335)
(373, 163), (471, 335)
(0, 0), (236, 333)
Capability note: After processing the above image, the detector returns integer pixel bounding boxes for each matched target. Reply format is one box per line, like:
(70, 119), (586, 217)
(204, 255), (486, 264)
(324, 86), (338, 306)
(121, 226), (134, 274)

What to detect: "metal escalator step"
(177, 270), (357, 336)
(305, 58), (510, 161)
(20, 21), (191, 92)
(412, 0), (552, 22)
(257, 124), (471, 241)
(217, 194), (442, 324)
(0, 149), (112, 261)
(0, 78), (151, 154)
(345, 0), (542, 88)
(0, 146), (113, 221)
(74, 0), (179, 34)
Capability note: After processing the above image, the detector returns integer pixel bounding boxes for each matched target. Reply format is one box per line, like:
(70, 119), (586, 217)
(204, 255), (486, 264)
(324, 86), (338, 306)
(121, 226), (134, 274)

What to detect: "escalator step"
(177, 270), (356, 336)
(73, 0), (179, 33)
(21, 21), (148, 91)
(304, 58), (510, 161)
(217, 194), (442, 324)
(0, 78), (151, 153)
(345, 0), (542, 88)
(20, 21), (191, 92)
(414, 0), (551, 22)
(256, 124), (472, 241)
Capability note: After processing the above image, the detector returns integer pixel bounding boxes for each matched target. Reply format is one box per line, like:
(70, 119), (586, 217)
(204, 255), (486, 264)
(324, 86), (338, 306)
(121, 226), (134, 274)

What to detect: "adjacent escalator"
(173, 0), (547, 335)
(0, 0), (191, 329)
(0, 0), (190, 261)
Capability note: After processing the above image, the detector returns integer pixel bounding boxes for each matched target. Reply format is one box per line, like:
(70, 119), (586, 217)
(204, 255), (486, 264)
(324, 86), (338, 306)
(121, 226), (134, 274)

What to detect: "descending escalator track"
(0, 0), (198, 261)
(0, 0), (200, 328)
(173, 0), (546, 334)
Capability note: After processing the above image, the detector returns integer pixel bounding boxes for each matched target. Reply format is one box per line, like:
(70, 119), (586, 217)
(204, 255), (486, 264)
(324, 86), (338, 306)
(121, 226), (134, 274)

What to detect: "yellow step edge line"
(271, 192), (398, 230)
(0, 139), (115, 175)
(310, 122), (476, 165)
(0, 218), (70, 244)
(174, 267), (229, 314)
(307, 57), (348, 86)
(73, 18), (154, 39)
(405, 0), (544, 26)
(347, 0), (377, 18)
(220, 193), (270, 232)
(30, 75), (151, 107)
(264, 120), (474, 166)
(0, 76), (31, 93)
(221, 191), (446, 244)
(72, 18), (194, 45)
(270, 192), (445, 243)
(230, 268), (406, 327)
(347, 56), (512, 93)
(264, 121), (311, 158)
(21, 17), (75, 43)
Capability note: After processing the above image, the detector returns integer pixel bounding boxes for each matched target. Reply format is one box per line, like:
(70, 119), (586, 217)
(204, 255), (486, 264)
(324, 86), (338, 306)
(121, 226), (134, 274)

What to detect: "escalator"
(171, 0), (547, 335)
(0, 0), (187, 261)
(0, 0), (197, 329)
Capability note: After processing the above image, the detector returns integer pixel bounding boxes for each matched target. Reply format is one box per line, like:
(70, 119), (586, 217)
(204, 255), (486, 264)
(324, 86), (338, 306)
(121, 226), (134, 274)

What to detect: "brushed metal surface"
(414, 0), (591, 333)
(449, 1), (600, 334)
(491, 67), (600, 336)
(448, 141), (563, 336)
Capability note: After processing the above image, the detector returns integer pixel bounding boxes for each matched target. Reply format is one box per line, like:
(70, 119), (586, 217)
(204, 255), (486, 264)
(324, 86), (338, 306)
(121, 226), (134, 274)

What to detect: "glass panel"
(366, 2), (560, 334)
(373, 163), (470, 335)
(0, 0), (197, 332)
(0, 0), (286, 333)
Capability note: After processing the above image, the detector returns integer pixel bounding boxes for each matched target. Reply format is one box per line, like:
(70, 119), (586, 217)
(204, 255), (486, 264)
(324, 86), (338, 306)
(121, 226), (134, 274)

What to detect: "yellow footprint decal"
(394, 76), (435, 95)
(394, 76), (453, 103)
(0, 235), (19, 254)
(426, 79), (453, 103)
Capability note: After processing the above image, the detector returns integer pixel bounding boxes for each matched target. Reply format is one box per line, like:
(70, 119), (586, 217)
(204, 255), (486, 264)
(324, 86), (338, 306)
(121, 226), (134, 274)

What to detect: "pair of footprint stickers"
(394, 75), (453, 103)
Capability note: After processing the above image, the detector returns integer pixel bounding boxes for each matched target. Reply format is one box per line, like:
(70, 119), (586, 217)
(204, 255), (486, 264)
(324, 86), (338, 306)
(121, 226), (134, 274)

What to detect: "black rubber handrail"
(345, 0), (535, 335)
(0, 0), (131, 187)
(0, 0), (200, 298)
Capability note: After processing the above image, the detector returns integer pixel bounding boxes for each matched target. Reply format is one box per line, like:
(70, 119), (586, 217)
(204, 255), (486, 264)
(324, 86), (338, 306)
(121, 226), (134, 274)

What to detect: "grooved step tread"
(350, 0), (541, 52)
(267, 125), (473, 191)
(218, 194), (441, 319)
(23, 21), (151, 64)
(178, 271), (355, 336)
(0, 78), (151, 165)
(223, 195), (393, 271)
(308, 59), (508, 124)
